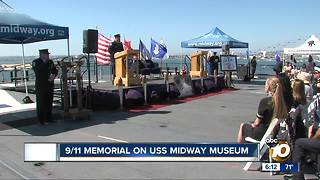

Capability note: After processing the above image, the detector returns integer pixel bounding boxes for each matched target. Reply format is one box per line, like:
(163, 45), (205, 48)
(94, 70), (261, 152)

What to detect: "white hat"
(297, 71), (311, 84)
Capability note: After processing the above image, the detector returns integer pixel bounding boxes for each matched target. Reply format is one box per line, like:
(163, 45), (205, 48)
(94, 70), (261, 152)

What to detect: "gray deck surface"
(0, 80), (317, 179)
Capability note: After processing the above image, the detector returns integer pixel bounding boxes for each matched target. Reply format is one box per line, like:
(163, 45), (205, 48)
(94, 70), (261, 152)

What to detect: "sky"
(1, 0), (320, 56)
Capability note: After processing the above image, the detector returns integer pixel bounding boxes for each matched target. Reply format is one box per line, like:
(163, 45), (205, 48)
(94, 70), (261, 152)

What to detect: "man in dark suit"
(108, 34), (124, 80)
(209, 52), (220, 77)
(32, 49), (58, 125)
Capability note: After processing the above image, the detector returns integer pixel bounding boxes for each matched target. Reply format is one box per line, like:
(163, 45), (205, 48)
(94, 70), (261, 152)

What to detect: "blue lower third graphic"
(58, 143), (259, 162)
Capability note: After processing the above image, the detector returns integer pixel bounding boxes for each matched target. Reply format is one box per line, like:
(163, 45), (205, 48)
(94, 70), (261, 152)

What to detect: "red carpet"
(128, 88), (237, 113)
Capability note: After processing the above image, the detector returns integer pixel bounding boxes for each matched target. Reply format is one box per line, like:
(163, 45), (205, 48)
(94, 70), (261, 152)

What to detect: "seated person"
(292, 79), (308, 139)
(279, 73), (294, 110)
(135, 59), (150, 75)
(291, 65), (299, 79)
(285, 124), (320, 179)
(144, 59), (161, 74)
(284, 62), (293, 77)
(297, 71), (313, 103)
(237, 77), (288, 143)
(128, 55), (140, 75)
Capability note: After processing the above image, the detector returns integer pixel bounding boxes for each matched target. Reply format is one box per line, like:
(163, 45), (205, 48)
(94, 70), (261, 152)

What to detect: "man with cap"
(108, 34), (124, 80)
(32, 49), (58, 125)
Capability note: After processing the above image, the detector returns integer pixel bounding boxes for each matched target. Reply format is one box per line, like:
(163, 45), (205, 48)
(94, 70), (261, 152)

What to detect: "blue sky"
(1, 0), (320, 56)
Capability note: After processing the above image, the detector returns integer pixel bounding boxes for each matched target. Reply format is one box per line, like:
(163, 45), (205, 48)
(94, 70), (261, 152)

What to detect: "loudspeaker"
(83, 29), (98, 53)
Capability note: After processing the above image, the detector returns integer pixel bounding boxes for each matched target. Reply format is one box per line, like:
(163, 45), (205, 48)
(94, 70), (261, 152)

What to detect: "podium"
(190, 51), (208, 78)
(113, 49), (141, 87)
(58, 60), (91, 120)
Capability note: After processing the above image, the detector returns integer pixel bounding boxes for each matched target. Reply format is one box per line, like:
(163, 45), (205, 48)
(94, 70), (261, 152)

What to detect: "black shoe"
(283, 174), (294, 180)
(284, 174), (305, 180)
(22, 96), (34, 104)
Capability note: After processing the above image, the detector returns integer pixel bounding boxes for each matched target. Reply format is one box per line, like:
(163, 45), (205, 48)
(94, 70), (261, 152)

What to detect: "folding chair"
(243, 118), (282, 171)
(243, 108), (300, 171)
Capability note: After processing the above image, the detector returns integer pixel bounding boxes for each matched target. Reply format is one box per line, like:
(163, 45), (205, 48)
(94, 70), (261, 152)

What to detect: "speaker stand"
(87, 53), (91, 88)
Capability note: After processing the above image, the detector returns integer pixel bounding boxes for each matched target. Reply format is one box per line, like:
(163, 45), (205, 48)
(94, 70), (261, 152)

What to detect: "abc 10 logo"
(265, 138), (291, 162)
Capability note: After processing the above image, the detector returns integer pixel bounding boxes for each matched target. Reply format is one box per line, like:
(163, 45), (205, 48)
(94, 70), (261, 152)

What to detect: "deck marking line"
(0, 159), (30, 180)
(97, 135), (128, 143)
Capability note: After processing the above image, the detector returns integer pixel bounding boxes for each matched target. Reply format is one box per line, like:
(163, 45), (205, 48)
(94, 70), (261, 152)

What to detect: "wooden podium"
(190, 51), (208, 78)
(113, 49), (141, 87)
(59, 60), (91, 120)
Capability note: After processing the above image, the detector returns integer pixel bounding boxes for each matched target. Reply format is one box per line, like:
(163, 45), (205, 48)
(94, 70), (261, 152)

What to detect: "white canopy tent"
(284, 34), (320, 55)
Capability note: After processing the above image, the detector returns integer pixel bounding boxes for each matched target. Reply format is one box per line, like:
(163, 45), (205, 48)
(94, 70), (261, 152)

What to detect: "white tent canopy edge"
(284, 34), (320, 55)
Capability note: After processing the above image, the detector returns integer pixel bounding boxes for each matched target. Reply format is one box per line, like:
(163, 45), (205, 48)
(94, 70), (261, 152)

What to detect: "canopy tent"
(181, 27), (248, 49)
(180, 27), (250, 82)
(0, 12), (69, 44)
(0, 10), (69, 101)
(284, 34), (320, 55)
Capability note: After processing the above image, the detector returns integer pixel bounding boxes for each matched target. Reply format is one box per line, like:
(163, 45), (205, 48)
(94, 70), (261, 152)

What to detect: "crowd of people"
(237, 55), (320, 179)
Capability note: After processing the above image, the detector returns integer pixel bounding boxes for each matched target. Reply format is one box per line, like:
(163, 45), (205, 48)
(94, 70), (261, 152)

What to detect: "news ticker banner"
(24, 143), (259, 162)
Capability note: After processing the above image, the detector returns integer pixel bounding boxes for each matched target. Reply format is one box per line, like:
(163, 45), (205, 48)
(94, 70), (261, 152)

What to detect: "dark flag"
(139, 40), (152, 60)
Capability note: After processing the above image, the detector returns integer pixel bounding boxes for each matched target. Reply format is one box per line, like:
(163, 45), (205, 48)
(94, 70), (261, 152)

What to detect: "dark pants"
(251, 68), (256, 78)
(111, 59), (115, 81)
(36, 84), (54, 124)
(292, 138), (320, 179)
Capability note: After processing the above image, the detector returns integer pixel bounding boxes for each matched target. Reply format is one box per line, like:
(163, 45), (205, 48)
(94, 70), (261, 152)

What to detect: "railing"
(0, 65), (34, 85)
(160, 56), (191, 73)
(0, 57), (277, 85)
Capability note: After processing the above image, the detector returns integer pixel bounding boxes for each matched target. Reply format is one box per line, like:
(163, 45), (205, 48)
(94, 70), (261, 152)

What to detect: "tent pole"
(21, 42), (33, 103)
(67, 38), (72, 107)
(247, 46), (250, 78)
(181, 48), (184, 72)
(21, 43), (28, 96)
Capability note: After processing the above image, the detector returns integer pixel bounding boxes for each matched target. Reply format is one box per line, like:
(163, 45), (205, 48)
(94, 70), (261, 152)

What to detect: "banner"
(25, 143), (259, 162)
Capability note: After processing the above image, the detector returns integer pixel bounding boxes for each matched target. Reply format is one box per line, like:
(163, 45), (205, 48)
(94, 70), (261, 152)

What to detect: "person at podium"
(209, 52), (219, 77)
(109, 34), (124, 80)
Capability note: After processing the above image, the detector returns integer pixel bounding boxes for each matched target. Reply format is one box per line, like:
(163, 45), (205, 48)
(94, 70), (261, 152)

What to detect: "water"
(0, 56), (318, 82)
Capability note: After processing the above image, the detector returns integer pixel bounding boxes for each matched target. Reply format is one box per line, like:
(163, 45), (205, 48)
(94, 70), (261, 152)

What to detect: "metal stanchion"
(117, 78), (124, 111)
(141, 76), (147, 105)
(165, 73), (169, 94)
(200, 56), (205, 93)
(214, 69), (218, 86)
(201, 77), (204, 93)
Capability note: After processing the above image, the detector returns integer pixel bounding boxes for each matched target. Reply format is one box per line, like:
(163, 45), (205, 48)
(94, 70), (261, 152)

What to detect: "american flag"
(124, 39), (132, 50)
(96, 33), (113, 65)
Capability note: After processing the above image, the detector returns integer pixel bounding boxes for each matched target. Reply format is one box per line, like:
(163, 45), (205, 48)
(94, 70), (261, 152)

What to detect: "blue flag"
(275, 51), (281, 62)
(139, 40), (152, 60)
(150, 38), (167, 59)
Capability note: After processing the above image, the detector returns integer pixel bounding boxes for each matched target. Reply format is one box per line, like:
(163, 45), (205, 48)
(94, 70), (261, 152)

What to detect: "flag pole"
(123, 34), (125, 50)
(160, 37), (164, 71)
(139, 38), (142, 60)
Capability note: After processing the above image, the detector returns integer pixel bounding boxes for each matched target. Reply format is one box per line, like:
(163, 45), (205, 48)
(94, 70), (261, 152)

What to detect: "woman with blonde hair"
(237, 76), (288, 143)
(292, 79), (307, 139)
(292, 79), (307, 107)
